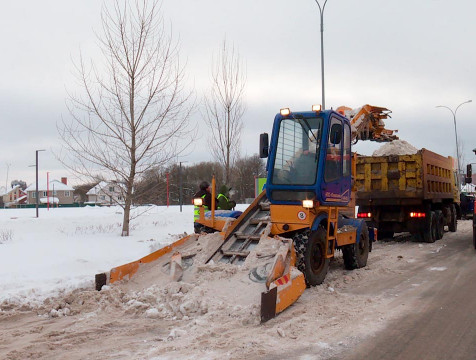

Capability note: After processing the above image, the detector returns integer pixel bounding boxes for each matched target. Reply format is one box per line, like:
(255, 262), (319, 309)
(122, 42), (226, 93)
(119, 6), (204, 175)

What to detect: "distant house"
(86, 181), (125, 205)
(25, 178), (75, 205)
(1, 185), (27, 207)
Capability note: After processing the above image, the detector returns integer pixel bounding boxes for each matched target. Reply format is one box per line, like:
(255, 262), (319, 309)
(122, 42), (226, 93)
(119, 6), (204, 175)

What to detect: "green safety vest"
(217, 193), (230, 210)
(217, 193), (228, 210)
(194, 194), (208, 221)
(217, 193), (228, 201)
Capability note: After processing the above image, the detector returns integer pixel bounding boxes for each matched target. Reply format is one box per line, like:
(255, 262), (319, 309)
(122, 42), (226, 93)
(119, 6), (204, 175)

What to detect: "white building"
(25, 179), (75, 205)
(86, 181), (125, 205)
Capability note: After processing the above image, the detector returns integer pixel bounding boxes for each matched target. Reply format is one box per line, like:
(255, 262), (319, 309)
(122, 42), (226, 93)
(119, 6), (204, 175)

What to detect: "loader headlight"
(193, 198), (203, 206)
(302, 200), (314, 209)
(280, 108), (291, 116)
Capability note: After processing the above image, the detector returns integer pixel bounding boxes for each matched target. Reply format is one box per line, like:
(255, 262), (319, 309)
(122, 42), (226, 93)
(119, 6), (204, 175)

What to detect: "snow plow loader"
(95, 104), (397, 322)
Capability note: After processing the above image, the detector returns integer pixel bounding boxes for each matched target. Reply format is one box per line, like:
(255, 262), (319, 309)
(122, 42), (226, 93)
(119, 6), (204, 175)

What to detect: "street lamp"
(436, 100), (472, 188)
(32, 150), (46, 218)
(179, 161), (188, 212)
(313, 0), (329, 109)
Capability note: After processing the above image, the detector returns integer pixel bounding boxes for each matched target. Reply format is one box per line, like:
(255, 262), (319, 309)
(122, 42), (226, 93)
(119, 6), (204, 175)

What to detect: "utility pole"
(179, 162), (183, 212)
(5, 163), (11, 190)
(178, 161), (188, 212)
(47, 172), (50, 211)
(34, 150), (45, 218)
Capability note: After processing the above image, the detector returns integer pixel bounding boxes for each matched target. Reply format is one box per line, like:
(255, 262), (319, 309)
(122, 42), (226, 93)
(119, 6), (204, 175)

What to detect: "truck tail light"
(357, 212), (372, 218)
(410, 212), (426, 218)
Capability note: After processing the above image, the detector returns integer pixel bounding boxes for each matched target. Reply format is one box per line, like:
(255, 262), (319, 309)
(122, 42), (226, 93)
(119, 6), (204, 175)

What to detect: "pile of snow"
(372, 140), (419, 156)
(0, 204), (240, 308)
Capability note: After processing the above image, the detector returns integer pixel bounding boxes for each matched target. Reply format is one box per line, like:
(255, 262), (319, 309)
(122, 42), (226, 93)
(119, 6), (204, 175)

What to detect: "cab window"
(324, 118), (343, 182)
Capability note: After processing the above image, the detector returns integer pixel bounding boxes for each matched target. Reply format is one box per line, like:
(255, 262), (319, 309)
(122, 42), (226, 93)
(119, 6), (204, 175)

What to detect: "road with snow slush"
(333, 223), (476, 360)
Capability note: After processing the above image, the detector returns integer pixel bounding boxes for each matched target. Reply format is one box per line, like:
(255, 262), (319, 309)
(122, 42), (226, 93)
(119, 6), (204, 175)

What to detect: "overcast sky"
(1, 0), (475, 187)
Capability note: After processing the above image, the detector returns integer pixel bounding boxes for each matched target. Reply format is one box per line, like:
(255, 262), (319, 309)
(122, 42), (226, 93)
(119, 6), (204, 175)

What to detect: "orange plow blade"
(95, 234), (197, 290)
(259, 238), (306, 322)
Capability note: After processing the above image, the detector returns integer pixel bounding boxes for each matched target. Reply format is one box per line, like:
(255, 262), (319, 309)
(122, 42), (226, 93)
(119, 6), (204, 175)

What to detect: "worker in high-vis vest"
(217, 185), (236, 210)
(193, 181), (217, 232)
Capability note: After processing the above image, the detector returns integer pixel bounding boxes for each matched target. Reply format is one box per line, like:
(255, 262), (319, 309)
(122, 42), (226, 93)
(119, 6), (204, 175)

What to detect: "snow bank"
(0, 204), (244, 307)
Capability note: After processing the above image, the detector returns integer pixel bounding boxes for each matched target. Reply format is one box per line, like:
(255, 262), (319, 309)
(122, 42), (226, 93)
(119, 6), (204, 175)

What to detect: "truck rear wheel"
(435, 210), (444, 240)
(473, 226), (476, 250)
(378, 230), (394, 240)
(448, 204), (457, 232)
(343, 227), (370, 270)
(421, 211), (436, 243)
(293, 227), (329, 287)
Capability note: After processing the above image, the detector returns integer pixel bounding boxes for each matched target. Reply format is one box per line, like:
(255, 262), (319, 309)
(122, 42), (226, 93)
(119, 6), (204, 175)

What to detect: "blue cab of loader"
(259, 105), (375, 289)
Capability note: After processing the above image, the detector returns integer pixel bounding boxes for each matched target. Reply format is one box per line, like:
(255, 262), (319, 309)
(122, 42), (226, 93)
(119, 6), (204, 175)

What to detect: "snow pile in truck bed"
(372, 140), (419, 156)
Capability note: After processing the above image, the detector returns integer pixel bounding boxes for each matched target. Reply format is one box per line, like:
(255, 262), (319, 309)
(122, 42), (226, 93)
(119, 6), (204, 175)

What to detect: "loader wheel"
(293, 227), (329, 287)
(435, 210), (444, 240)
(448, 204), (457, 232)
(342, 227), (370, 270)
(421, 211), (436, 243)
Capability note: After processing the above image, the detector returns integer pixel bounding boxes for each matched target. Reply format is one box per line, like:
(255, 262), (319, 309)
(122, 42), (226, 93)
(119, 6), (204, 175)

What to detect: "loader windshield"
(272, 116), (323, 185)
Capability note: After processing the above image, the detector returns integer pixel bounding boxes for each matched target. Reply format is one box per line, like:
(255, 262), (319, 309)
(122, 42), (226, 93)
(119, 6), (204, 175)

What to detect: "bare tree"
(203, 39), (246, 185)
(231, 155), (266, 202)
(59, 0), (194, 236)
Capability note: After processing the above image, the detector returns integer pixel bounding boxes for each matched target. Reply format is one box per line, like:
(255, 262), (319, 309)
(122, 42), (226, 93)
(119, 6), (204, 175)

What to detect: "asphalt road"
(333, 228), (476, 360)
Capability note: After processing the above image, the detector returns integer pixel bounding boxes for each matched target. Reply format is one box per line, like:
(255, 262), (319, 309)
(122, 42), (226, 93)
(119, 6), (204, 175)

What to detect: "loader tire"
(421, 211), (436, 243)
(435, 210), (444, 240)
(342, 227), (370, 270)
(293, 227), (329, 287)
(448, 204), (457, 232)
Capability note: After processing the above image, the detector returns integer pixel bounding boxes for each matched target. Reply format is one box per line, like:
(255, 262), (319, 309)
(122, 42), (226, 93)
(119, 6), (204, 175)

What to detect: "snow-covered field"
(0, 205), (473, 360)
(0, 204), (239, 307)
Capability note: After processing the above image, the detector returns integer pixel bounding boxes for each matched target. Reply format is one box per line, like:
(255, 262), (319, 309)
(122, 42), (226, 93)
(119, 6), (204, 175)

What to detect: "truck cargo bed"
(356, 149), (455, 206)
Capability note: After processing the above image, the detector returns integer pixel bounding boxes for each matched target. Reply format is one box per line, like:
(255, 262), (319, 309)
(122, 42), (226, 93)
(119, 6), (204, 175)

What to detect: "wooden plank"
(221, 250), (250, 257)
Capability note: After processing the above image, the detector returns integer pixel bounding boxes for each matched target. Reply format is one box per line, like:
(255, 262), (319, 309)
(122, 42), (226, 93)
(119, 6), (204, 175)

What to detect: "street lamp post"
(436, 100), (472, 188)
(34, 150), (46, 218)
(313, 0), (329, 109)
(178, 161), (188, 213)
(47, 172), (50, 211)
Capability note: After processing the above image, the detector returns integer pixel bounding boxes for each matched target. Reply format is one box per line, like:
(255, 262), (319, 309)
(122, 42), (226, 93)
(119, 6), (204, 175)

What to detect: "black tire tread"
(435, 210), (444, 240)
(342, 227), (369, 270)
(448, 204), (457, 232)
(293, 227), (329, 286)
(422, 211), (436, 243)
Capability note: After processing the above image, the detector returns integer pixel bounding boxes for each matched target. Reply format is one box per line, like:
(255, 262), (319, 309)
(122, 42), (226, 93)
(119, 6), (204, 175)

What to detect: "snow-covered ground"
(0, 205), (473, 360)
(0, 204), (248, 307)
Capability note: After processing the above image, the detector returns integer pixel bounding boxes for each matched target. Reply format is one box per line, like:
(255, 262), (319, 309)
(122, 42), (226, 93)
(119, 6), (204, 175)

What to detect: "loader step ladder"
(326, 207), (338, 258)
(207, 193), (271, 265)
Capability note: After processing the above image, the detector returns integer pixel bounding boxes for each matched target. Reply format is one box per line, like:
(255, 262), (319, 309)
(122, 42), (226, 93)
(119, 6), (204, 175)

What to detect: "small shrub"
(0, 229), (13, 243)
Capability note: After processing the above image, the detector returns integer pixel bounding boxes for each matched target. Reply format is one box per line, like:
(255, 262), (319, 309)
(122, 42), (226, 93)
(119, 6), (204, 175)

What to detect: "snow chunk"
(429, 267), (447, 272)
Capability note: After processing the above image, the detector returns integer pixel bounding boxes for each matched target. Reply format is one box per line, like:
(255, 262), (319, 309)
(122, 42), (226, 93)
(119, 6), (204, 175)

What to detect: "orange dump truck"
(355, 148), (460, 242)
